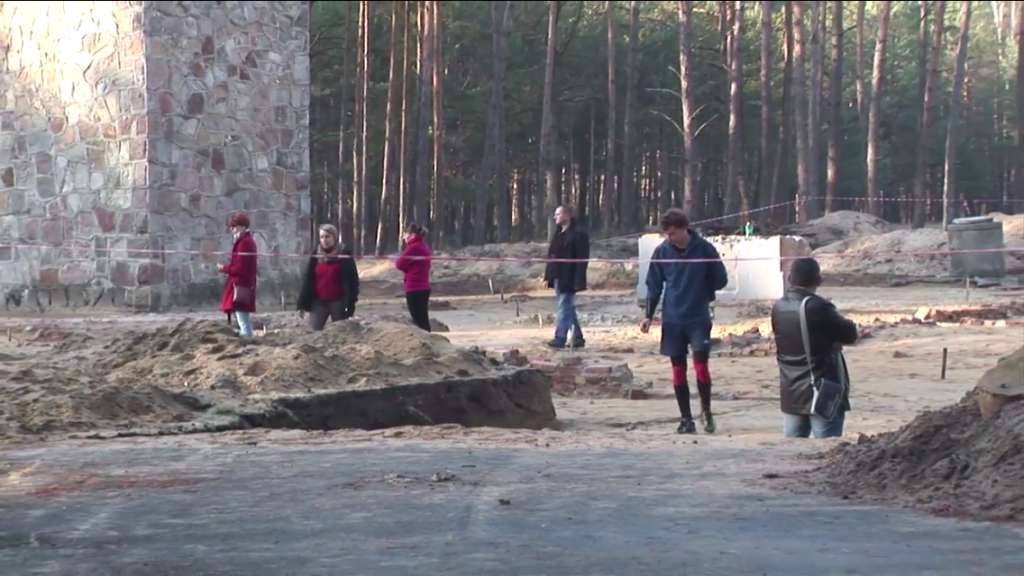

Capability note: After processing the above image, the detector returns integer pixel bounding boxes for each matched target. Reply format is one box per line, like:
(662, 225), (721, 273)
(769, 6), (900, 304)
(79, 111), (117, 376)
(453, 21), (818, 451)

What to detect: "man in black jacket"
(771, 258), (858, 438)
(544, 205), (589, 349)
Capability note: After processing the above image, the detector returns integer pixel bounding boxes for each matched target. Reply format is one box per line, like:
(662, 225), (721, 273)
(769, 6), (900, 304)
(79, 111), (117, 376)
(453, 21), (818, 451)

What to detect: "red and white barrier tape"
(0, 241), (1020, 265)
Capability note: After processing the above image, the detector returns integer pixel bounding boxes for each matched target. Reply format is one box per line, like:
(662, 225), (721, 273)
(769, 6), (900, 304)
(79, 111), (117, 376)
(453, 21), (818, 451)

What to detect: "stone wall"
(0, 1), (311, 309)
(144, 0), (311, 308)
(0, 1), (149, 300)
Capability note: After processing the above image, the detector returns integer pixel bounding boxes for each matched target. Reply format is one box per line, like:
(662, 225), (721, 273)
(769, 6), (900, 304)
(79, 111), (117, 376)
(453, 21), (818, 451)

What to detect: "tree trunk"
(603, 1), (618, 232)
(411, 0), (434, 227)
(475, 1), (511, 245)
(540, 1), (560, 240)
(806, 0), (823, 219)
(587, 101), (597, 224)
(792, 1), (811, 224)
(339, 4), (355, 249)
(912, 1), (946, 229)
(770, 0), (794, 220)
(855, 1), (867, 137)
(431, 1), (445, 246)
(825, 0), (843, 214)
(621, 0), (639, 232)
(659, 127), (672, 216)
(397, 1), (413, 247)
(759, 1), (773, 211)
(724, 1), (747, 219)
(376, 1), (405, 255)
(677, 1), (700, 220)
(1017, 0), (1024, 209)
(943, 0), (972, 229)
(352, 1), (368, 255)
(866, 0), (892, 217)
(917, 2), (930, 118)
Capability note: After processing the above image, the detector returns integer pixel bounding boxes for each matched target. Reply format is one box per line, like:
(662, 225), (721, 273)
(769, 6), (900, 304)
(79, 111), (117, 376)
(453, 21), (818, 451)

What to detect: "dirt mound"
(358, 238), (639, 293)
(816, 348), (1024, 521)
(785, 211), (892, 249)
(814, 228), (949, 277)
(0, 319), (507, 439)
(990, 212), (1024, 240)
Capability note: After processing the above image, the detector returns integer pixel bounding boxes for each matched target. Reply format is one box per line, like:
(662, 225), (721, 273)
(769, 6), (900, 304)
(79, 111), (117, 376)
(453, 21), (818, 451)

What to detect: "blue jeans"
(235, 311), (254, 338)
(783, 411), (845, 438)
(554, 290), (583, 345)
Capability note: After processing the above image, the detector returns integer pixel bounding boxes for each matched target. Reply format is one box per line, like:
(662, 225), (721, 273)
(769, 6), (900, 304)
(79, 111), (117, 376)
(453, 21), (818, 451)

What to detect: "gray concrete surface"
(2, 438), (1023, 575)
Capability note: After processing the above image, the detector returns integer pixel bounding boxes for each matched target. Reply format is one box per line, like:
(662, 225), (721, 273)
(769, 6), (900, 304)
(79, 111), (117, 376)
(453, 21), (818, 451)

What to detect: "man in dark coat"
(771, 257), (859, 438)
(544, 205), (590, 349)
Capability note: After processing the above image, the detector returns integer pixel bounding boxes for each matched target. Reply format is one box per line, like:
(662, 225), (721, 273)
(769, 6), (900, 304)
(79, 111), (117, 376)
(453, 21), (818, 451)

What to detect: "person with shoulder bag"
(297, 224), (360, 330)
(770, 258), (859, 438)
(219, 212), (258, 338)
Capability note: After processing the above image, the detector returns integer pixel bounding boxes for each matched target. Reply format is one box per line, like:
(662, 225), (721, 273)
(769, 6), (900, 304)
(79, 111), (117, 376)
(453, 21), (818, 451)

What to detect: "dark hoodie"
(645, 233), (728, 324)
(297, 246), (359, 313)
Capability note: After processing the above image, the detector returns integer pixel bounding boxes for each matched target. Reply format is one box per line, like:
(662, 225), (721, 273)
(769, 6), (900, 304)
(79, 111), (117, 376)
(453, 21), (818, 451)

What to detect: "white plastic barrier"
(636, 234), (811, 306)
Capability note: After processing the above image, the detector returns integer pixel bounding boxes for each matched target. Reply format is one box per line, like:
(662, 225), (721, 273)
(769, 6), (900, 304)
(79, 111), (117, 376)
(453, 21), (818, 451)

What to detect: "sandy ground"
(0, 283), (1021, 443)
(2, 283), (1023, 573)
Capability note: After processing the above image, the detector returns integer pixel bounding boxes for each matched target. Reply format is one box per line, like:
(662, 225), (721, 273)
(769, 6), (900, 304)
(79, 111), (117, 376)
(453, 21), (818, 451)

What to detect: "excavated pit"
(242, 369), (556, 431)
(0, 318), (557, 440)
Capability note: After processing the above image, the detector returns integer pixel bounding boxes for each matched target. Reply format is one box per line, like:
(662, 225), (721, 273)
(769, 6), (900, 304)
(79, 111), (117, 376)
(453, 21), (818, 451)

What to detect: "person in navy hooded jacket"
(641, 209), (728, 434)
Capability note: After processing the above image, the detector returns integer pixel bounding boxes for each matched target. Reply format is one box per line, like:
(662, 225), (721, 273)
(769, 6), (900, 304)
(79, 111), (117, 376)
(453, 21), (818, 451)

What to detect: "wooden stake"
(941, 347), (948, 379)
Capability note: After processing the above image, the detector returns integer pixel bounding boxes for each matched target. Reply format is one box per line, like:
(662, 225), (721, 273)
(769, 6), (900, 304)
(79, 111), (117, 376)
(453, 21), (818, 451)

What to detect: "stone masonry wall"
(0, 1), (149, 302)
(144, 0), (311, 308)
(0, 1), (310, 310)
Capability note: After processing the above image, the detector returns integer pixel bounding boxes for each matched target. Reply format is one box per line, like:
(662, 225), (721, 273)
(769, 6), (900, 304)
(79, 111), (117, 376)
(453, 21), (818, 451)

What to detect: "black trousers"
(309, 299), (348, 331)
(405, 290), (431, 332)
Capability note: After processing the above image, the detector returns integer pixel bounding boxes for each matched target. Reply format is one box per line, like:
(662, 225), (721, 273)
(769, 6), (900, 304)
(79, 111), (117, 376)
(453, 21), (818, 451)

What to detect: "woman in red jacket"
(394, 223), (432, 332)
(219, 212), (258, 338)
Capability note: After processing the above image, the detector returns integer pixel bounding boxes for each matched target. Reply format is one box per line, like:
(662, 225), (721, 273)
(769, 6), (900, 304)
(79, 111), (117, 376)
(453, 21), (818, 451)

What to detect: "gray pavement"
(1, 438), (1022, 575)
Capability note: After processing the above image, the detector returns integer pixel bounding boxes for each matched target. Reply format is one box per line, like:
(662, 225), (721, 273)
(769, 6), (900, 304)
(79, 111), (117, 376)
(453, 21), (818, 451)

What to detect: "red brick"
(211, 148), (225, 171)
(41, 219), (64, 245)
(202, 36), (215, 56)
(137, 262), (165, 286)
(625, 389), (649, 400)
(38, 268), (60, 288)
(94, 207), (116, 232)
(159, 92), (174, 115)
(111, 261), (138, 287)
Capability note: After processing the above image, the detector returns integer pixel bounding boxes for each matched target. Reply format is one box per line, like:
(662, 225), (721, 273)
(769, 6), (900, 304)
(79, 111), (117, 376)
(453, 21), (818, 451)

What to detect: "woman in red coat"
(219, 212), (258, 337)
(394, 223), (432, 332)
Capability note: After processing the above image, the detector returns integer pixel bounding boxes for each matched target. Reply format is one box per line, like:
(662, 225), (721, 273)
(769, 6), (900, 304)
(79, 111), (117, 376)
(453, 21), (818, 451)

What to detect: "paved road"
(2, 437), (1022, 575)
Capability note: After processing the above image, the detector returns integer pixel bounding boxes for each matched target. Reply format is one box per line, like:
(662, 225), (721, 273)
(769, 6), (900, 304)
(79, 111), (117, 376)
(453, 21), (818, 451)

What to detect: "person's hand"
(639, 318), (652, 334)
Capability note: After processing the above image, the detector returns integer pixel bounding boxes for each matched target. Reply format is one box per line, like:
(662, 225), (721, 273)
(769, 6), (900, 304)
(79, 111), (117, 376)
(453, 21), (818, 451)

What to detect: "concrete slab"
(2, 437), (1022, 575)
(636, 234), (812, 306)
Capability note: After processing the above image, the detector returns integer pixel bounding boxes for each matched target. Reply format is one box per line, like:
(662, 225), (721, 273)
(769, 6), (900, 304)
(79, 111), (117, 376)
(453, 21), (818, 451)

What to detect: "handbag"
(232, 285), (252, 307)
(798, 296), (847, 421)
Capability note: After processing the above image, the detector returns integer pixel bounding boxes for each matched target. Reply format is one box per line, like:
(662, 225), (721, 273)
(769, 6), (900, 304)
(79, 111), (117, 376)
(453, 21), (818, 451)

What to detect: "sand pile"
(359, 237), (639, 292)
(785, 211), (892, 249)
(0, 319), (502, 439)
(990, 212), (1024, 240)
(814, 228), (949, 277)
(817, 348), (1024, 521)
